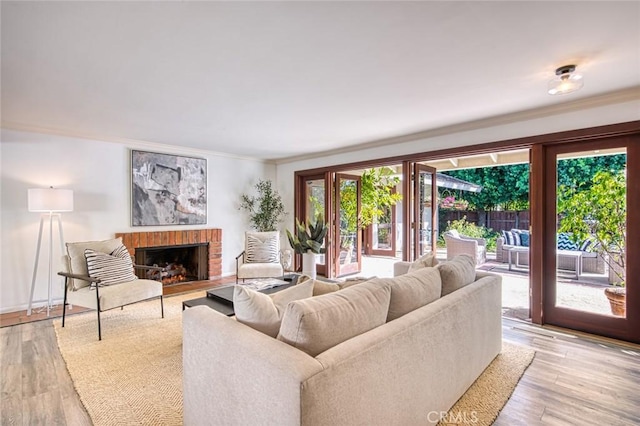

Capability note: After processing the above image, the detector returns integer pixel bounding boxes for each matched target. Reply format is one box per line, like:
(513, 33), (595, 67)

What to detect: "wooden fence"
(440, 210), (530, 233)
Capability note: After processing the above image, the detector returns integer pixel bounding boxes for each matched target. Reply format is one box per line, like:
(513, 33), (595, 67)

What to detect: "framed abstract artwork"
(131, 150), (207, 226)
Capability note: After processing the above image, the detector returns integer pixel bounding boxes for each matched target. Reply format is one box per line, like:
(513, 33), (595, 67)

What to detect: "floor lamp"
(27, 187), (74, 316)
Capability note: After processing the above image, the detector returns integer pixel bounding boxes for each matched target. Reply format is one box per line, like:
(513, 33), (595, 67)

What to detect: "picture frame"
(131, 150), (207, 226)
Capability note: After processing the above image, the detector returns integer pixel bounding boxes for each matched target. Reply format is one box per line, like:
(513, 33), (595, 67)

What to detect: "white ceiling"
(2, 1), (639, 161)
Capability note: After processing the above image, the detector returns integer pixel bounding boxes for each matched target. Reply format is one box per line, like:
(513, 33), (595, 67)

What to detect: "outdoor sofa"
(496, 229), (604, 274)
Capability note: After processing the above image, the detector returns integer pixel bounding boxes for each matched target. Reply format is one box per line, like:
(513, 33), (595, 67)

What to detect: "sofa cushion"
(436, 255), (476, 296)
(296, 275), (341, 296)
(338, 276), (375, 290)
(233, 280), (314, 337)
(368, 266), (442, 321)
(557, 232), (578, 251)
(407, 252), (439, 273)
(501, 230), (520, 246)
(245, 231), (280, 263)
(84, 244), (137, 287)
(277, 280), (391, 357)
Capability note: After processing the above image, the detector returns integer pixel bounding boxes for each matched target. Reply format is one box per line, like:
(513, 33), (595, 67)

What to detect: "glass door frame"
(536, 137), (639, 342)
(414, 164), (438, 259)
(334, 173), (362, 277)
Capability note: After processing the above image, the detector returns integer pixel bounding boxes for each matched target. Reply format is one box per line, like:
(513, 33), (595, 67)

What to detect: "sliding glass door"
(542, 139), (639, 342)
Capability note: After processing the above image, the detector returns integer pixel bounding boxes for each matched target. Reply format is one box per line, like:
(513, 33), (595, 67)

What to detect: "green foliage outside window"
(440, 216), (498, 251)
(558, 170), (626, 285)
(340, 167), (402, 236)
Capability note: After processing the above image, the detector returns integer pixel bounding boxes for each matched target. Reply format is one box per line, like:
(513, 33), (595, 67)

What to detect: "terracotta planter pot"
(604, 287), (626, 317)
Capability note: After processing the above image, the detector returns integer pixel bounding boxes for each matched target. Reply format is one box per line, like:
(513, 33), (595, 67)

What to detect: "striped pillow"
(85, 245), (137, 286)
(245, 231), (280, 263)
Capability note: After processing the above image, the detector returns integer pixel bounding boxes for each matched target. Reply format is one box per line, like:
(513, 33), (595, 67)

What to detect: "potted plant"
(558, 170), (626, 316)
(239, 179), (286, 232)
(286, 214), (328, 279)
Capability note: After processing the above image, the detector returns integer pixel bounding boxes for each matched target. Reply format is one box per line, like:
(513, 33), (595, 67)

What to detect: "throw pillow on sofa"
(407, 252), (439, 273)
(368, 266), (442, 321)
(296, 274), (341, 296)
(277, 280), (391, 357)
(233, 280), (314, 337)
(436, 255), (476, 296)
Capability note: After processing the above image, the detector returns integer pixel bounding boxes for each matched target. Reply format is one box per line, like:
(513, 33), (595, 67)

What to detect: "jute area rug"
(54, 293), (534, 426)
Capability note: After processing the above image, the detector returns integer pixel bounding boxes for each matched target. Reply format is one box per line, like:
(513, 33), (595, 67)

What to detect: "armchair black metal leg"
(160, 295), (164, 318)
(62, 278), (69, 328)
(95, 285), (102, 341)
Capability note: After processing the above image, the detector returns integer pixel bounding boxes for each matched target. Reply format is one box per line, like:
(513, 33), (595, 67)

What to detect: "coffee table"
(182, 276), (300, 316)
(505, 246), (529, 271)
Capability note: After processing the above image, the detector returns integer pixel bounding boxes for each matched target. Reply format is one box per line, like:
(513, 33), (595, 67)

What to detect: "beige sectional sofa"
(183, 256), (502, 426)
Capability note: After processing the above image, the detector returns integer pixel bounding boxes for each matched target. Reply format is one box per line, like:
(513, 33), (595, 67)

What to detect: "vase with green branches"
(239, 179), (286, 232)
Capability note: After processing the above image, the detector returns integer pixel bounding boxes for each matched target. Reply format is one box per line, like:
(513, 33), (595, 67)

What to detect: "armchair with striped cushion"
(236, 231), (284, 282)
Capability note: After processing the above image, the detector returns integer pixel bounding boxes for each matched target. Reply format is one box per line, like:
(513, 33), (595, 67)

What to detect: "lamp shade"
(28, 188), (74, 212)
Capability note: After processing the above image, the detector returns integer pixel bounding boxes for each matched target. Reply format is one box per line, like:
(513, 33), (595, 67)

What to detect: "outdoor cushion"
(557, 233), (578, 250)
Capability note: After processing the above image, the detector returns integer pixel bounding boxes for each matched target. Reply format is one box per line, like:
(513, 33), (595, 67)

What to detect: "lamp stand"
(27, 213), (65, 316)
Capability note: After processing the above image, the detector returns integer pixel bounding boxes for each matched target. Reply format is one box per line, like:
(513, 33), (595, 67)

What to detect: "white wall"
(0, 129), (274, 313)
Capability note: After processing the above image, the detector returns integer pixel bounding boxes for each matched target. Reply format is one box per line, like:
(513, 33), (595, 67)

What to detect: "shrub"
(441, 216), (498, 251)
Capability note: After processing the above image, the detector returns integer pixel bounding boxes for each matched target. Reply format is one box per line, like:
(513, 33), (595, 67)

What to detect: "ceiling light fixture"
(548, 64), (583, 95)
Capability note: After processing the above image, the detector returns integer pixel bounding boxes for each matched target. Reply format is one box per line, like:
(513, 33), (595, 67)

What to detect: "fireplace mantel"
(115, 229), (222, 280)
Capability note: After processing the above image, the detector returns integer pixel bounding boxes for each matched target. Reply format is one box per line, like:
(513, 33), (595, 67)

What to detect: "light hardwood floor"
(1, 312), (639, 425)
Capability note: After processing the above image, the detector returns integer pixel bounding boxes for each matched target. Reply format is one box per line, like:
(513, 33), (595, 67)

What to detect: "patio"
(357, 250), (613, 321)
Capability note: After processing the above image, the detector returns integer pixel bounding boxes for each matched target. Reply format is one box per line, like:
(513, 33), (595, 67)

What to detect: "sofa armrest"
(183, 306), (324, 426)
(460, 236), (486, 246)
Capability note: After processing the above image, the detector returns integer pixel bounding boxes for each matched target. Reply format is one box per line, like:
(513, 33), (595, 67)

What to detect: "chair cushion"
(237, 263), (283, 279)
(85, 245), (137, 286)
(245, 231), (280, 263)
(66, 238), (128, 290)
(233, 280), (314, 337)
(437, 255), (476, 296)
(277, 280), (391, 357)
(67, 279), (162, 311)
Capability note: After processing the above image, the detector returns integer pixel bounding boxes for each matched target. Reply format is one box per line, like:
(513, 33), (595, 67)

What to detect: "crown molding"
(273, 86), (640, 165)
(0, 122), (270, 164)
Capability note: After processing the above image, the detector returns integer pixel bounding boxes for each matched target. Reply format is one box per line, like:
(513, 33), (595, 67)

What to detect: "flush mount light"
(548, 64), (584, 95)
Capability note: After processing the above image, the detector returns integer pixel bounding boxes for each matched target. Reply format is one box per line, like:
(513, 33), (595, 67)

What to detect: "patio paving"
(359, 253), (615, 321)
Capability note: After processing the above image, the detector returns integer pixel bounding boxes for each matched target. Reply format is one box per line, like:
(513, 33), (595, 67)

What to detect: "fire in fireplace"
(135, 243), (209, 285)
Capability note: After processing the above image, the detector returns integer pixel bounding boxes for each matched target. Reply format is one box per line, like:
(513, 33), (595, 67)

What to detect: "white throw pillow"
(84, 244), (138, 286)
(245, 231), (280, 263)
(233, 280), (314, 337)
(407, 252), (439, 272)
(296, 275), (341, 296)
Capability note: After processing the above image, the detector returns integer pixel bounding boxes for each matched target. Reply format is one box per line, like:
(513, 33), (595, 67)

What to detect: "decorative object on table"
(27, 186), (74, 316)
(286, 214), (328, 279)
(239, 179), (286, 231)
(280, 249), (293, 272)
(131, 150), (206, 226)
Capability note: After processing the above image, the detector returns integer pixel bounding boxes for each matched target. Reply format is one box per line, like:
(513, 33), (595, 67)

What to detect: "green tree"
(239, 179), (286, 232)
(558, 170), (626, 285)
(340, 167), (402, 235)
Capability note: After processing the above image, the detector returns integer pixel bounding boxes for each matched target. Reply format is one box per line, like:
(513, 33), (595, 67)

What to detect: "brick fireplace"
(115, 229), (222, 280)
